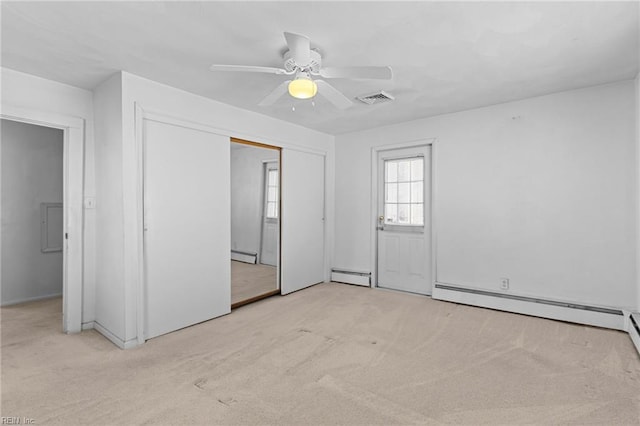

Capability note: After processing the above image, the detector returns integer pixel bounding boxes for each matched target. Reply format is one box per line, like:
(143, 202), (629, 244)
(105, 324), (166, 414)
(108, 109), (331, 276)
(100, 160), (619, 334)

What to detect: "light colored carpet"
(231, 260), (278, 305)
(1, 283), (639, 425)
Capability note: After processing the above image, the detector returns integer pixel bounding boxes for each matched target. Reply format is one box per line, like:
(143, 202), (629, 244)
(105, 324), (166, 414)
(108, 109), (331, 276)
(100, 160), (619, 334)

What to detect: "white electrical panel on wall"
(40, 202), (63, 253)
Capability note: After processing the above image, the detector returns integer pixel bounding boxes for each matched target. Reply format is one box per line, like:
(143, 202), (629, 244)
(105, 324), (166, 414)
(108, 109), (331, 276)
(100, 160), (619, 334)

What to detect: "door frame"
(370, 139), (437, 294)
(1, 104), (85, 333)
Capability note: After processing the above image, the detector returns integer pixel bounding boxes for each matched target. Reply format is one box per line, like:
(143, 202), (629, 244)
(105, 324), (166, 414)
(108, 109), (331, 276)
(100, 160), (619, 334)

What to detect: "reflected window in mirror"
(266, 168), (279, 219)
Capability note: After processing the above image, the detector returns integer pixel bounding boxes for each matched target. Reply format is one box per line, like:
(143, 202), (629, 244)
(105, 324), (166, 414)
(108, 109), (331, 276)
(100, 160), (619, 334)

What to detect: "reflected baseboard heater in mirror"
(231, 250), (257, 264)
(331, 268), (370, 287)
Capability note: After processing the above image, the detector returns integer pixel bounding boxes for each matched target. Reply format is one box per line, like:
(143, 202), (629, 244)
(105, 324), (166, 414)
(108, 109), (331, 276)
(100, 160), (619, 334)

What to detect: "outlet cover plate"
(500, 278), (510, 290)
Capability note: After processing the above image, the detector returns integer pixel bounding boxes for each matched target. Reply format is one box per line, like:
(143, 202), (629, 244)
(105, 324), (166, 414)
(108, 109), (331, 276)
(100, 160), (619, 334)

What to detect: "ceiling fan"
(209, 32), (393, 109)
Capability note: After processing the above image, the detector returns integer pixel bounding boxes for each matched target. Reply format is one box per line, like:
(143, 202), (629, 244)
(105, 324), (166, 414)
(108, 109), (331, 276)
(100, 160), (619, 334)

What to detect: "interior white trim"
(0, 103), (85, 334)
(94, 321), (138, 349)
(369, 138), (437, 292)
(140, 107), (328, 156)
(0, 292), (63, 307)
(134, 103), (146, 345)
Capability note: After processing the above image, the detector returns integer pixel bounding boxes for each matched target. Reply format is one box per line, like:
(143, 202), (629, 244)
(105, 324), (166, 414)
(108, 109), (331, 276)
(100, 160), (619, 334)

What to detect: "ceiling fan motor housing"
(283, 49), (322, 73)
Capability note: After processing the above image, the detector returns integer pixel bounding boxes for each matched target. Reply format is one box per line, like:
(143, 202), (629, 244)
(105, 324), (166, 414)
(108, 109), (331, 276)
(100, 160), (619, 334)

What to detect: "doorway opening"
(375, 144), (433, 295)
(0, 107), (84, 334)
(230, 138), (281, 308)
(1, 119), (65, 328)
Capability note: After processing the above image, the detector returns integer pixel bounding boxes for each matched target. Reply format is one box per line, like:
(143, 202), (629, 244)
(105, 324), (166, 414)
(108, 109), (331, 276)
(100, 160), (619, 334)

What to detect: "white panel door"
(260, 162), (279, 267)
(144, 120), (230, 339)
(281, 149), (325, 295)
(377, 146), (432, 295)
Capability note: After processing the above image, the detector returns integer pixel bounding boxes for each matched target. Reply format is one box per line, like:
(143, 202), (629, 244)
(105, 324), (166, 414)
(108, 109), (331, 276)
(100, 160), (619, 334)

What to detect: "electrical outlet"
(500, 278), (509, 290)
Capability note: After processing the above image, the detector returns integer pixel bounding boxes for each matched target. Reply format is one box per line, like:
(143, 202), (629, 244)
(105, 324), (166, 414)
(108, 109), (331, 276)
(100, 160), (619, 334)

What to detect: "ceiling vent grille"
(356, 90), (395, 105)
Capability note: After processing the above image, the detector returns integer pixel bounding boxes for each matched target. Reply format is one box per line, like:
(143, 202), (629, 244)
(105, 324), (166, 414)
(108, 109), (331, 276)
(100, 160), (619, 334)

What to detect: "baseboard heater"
(331, 268), (370, 287)
(433, 283), (625, 330)
(629, 313), (640, 356)
(231, 250), (257, 264)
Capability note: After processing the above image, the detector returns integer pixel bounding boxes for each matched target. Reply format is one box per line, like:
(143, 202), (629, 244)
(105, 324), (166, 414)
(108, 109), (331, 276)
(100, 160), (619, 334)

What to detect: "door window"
(265, 168), (279, 219)
(384, 157), (424, 225)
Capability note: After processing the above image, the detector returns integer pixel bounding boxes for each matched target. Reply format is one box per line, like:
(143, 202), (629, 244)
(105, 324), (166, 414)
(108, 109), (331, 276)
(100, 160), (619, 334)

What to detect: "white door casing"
(281, 149), (325, 295)
(260, 161), (279, 267)
(143, 119), (230, 339)
(0, 105), (84, 333)
(377, 145), (432, 295)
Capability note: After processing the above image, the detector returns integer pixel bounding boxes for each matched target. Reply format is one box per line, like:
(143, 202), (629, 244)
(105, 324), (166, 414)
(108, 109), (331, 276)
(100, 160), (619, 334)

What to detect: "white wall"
(88, 71), (335, 345)
(1, 120), (63, 305)
(93, 73), (125, 339)
(231, 144), (278, 256)
(0, 68), (96, 324)
(335, 80), (637, 311)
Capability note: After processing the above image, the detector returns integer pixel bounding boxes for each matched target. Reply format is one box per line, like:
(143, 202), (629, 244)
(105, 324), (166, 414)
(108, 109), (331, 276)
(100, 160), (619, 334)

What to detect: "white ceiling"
(2, 1), (638, 135)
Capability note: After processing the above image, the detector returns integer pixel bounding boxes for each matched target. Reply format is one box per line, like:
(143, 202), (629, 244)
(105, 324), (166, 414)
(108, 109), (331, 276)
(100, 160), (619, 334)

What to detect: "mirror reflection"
(230, 141), (280, 307)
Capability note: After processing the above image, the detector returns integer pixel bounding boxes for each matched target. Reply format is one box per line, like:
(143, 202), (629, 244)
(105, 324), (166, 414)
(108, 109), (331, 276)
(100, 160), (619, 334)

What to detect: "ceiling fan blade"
(315, 80), (353, 109)
(258, 81), (291, 106)
(210, 64), (287, 75)
(319, 66), (393, 80)
(284, 32), (311, 66)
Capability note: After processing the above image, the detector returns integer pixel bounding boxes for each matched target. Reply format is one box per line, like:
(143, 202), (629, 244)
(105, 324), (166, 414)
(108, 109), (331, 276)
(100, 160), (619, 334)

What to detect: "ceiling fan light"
(288, 77), (317, 99)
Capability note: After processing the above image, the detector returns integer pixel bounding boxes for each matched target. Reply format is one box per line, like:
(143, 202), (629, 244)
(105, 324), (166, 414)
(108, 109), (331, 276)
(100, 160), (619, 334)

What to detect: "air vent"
(356, 90), (394, 105)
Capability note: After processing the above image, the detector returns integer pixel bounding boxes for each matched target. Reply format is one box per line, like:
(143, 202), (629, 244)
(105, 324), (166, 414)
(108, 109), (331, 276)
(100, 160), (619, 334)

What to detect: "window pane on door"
(266, 168), (279, 219)
(385, 183), (397, 203)
(268, 169), (278, 185)
(411, 159), (423, 181)
(411, 182), (423, 203)
(267, 202), (276, 218)
(397, 160), (410, 182)
(386, 161), (398, 183)
(268, 187), (277, 202)
(411, 204), (424, 225)
(385, 204), (398, 223)
(397, 204), (410, 224)
(398, 182), (410, 203)
(383, 157), (424, 225)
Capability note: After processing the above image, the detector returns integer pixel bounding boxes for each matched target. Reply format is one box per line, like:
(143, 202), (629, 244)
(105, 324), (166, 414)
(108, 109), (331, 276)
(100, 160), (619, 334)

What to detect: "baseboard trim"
(231, 250), (257, 264)
(1, 292), (63, 307)
(331, 269), (370, 287)
(433, 283), (625, 330)
(94, 321), (139, 350)
(81, 321), (95, 331)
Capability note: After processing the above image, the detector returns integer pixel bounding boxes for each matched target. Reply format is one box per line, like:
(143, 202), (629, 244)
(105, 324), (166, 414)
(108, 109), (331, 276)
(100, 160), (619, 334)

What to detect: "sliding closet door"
(281, 149), (325, 294)
(144, 120), (230, 339)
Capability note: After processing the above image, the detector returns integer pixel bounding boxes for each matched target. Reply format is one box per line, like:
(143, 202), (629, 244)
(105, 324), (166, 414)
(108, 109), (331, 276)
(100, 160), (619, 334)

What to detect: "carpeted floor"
(231, 260), (278, 305)
(1, 283), (639, 424)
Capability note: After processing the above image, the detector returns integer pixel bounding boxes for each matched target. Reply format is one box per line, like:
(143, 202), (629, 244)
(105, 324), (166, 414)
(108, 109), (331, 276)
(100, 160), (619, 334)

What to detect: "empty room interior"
(1, 1), (639, 424)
